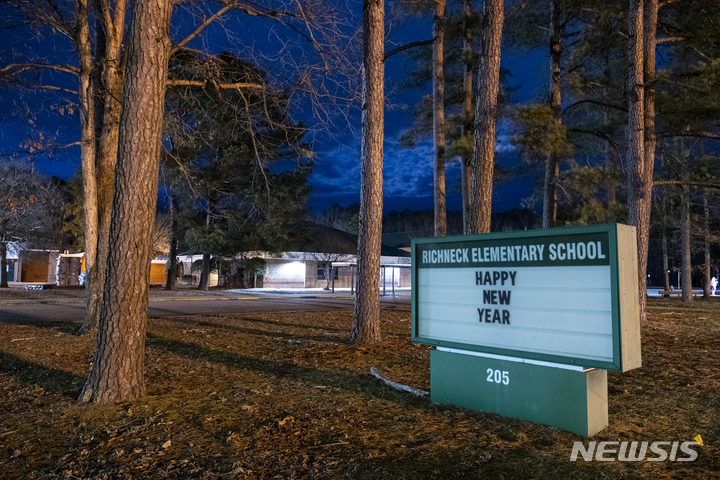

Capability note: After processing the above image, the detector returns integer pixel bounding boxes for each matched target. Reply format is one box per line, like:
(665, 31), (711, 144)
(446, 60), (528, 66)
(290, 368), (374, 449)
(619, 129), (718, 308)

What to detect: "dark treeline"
(313, 203), (537, 238)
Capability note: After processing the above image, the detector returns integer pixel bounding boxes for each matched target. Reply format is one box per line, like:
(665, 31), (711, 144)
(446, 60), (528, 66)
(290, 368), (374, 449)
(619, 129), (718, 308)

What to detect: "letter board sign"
(411, 224), (641, 372)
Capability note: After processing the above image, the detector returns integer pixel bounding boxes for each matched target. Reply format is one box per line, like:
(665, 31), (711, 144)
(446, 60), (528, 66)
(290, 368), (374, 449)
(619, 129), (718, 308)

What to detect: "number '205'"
(486, 368), (509, 385)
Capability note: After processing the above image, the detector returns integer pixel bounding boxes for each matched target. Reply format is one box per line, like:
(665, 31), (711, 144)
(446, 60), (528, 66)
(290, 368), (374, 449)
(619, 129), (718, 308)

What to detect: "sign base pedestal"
(431, 349), (608, 437)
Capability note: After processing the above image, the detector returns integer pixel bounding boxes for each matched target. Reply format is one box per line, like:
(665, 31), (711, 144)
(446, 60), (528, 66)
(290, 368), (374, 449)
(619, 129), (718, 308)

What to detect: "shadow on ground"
(0, 350), (84, 397)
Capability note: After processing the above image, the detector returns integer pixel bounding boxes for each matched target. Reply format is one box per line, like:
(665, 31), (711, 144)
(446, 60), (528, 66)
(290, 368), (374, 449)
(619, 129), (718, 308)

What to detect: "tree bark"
(165, 188), (178, 291)
(92, 21), (106, 151)
(198, 208), (211, 291)
(82, 7), (104, 333)
(80, 0), (173, 404)
(703, 189), (711, 298)
(75, 0), (98, 331)
(626, 0), (647, 319)
(350, 0), (384, 345)
(79, 0), (127, 334)
(433, 0), (446, 237)
(643, 0), (658, 182)
(604, 121), (616, 207)
(680, 185), (692, 302)
(461, 0), (473, 235)
(469, 0), (504, 234)
(0, 241), (7, 288)
(662, 228), (670, 291)
(603, 53), (616, 208)
(199, 252), (211, 291)
(637, 0), (658, 312)
(542, 0), (562, 229)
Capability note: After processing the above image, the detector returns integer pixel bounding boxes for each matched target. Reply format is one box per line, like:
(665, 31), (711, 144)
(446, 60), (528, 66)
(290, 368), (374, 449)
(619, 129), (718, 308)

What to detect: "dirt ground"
(0, 298), (717, 479)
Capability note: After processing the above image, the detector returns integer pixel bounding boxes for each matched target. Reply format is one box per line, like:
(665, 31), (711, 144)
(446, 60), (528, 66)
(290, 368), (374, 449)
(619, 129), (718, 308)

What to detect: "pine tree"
(351, 0), (385, 345)
(469, 0), (504, 234)
(80, 0), (174, 403)
(163, 52), (312, 287)
(433, 0), (448, 236)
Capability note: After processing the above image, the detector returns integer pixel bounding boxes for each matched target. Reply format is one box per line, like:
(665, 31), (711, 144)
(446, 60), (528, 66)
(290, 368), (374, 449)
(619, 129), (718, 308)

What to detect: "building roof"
(381, 231), (417, 249)
(291, 221), (410, 257)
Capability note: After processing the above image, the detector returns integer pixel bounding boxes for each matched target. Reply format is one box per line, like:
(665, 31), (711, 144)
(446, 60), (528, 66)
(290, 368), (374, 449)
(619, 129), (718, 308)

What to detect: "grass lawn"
(0, 298), (717, 479)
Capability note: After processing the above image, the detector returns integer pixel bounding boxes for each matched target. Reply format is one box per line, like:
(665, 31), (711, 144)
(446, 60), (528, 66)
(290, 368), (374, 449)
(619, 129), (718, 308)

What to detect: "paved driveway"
(0, 293), (411, 324)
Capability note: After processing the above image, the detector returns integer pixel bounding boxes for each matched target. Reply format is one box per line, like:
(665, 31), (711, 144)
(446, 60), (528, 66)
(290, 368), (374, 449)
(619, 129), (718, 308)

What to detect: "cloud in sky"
(309, 136), (438, 212)
(308, 133), (528, 214)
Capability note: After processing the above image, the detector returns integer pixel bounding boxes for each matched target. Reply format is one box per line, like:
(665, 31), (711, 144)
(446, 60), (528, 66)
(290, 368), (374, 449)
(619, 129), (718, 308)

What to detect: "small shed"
(19, 250), (59, 283)
(149, 259), (168, 285)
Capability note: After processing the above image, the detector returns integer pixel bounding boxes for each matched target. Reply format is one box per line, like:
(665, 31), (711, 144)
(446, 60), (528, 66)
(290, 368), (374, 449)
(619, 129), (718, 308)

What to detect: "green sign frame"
(411, 223), (641, 372)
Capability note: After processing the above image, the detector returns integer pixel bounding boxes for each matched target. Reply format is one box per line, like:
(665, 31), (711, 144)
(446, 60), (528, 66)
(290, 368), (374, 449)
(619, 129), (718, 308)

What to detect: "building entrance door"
(6, 260), (15, 282)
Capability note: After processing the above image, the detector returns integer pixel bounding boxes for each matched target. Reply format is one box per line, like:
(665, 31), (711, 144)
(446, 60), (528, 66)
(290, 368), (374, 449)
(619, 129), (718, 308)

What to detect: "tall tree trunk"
(542, 1), (562, 229)
(165, 187), (178, 291)
(350, 0), (384, 345)
(662, 228), (670, 291)
(92, 23), (106, 151)
(75, 0), (98, 331)
(637, 0), (658, 310)
(469, 0), (504, 234)
(680, 185), (692, 302)
(461, 0), (473, 234)
(84, 7), (105, 330)
(198, 209), (211, 291)
(626, 0), (647, 319)
(199, 253), (211, 291)
(643, 0), (657, 179)
(0, 241), (7, 288)
(604, 122), (616, 207)
(80, 0), (173, 404)
(80, 0), (127, 334)
(703, 189), (711, 298)
(433, 0), (446, 237)
(602, 53), (616, 208)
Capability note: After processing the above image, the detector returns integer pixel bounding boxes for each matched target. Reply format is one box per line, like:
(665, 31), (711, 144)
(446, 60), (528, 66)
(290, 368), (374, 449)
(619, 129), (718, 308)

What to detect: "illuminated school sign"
(411, 224), (641, 373)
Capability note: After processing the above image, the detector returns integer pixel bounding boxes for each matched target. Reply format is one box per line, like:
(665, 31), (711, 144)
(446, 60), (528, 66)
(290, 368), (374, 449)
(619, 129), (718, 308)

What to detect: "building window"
(317, 263), (338, 280)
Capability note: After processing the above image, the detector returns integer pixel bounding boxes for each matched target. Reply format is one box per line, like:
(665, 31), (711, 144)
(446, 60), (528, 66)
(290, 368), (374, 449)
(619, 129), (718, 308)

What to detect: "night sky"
(0, 2), (546, 214)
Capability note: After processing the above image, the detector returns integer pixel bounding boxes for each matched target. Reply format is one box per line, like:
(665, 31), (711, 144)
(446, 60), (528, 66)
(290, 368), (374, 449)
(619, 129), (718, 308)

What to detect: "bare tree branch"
(654, 180), (720, 189)
(171, 3), (236, 55)
(658, 131), (720, 141)
(384, 38), (434, 61)
(567, 128), (616, 143)
(0, 62), (80, 76)
(656, 36), (684, 44)
(562, 99), (628, 115)
(6, 82), (78, 95)
(166, 78), (265, 89)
